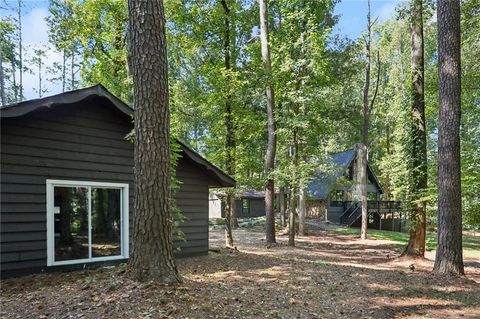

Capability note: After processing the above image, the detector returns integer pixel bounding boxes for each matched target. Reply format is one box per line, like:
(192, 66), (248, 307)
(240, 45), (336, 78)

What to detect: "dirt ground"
(1, 224), (479, 319)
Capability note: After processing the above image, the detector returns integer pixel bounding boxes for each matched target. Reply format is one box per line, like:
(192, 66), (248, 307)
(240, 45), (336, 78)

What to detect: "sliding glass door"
(47, 180), (129, 266)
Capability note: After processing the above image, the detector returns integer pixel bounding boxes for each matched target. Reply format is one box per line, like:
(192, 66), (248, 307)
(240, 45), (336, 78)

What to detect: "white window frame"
(46, 179), (129, 267)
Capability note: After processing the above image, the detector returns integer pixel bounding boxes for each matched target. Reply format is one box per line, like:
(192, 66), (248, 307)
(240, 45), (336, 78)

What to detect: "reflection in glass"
(91, 188), (121, 257)
(54, 187), (89, 261)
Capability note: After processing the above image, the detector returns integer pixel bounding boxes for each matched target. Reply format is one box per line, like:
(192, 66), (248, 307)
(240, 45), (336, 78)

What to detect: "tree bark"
(18, 0), (23, 100)
(128, 0), (179, 283)
(0, 47), (6, 106)
(259, 0), (277, 244)
(298, 187), (306, 236)
(357, 144), (368, 240)
(224, 193), (234, 247)
(404, 0), (427, 258)
(360, 0), (380, 240)
(221, 0), (238, 234)
(279, 186), (286, 227)
(433, 0), (464, 276)
(288, 186), (296, 246)
(62, 48), (66, 92)
(288, 131), (298, 245)
(359, 0), (372, 240)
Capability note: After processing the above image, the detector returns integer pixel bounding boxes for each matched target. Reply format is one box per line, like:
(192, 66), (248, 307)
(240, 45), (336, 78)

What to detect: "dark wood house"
(0, 85), (235, 277)
(210, 191), (283, 218)
(306, 145), (403, 230)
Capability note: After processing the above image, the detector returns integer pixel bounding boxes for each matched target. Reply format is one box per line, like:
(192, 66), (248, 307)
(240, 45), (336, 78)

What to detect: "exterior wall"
(174, 156), (211, 256)
(0, 102), (210, 275)
(208, 194), (222, 219)
(234, 198), (265, 218)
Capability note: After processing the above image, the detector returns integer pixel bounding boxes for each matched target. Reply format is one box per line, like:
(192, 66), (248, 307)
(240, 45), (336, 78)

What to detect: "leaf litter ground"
(1, 222), (479, 319)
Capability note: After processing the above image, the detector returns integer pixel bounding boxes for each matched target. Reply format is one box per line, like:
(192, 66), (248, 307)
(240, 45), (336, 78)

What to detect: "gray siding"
(1, 102), (210, 275)
(233, 198), (265, 218)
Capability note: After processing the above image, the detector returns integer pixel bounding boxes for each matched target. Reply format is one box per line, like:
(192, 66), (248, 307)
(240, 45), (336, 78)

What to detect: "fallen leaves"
(1, 225), (479, 319)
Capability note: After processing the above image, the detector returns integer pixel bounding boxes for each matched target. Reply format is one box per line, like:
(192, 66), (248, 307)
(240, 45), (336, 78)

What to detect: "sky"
(2, 0), (403, 100)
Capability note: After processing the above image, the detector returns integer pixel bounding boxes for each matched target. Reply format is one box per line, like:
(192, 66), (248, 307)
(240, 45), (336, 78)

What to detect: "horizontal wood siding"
(175, 157), (210, 256)
(1, 102), (210, 275)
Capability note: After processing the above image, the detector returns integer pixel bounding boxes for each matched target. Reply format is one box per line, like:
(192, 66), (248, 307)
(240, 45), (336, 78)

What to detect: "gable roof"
(0, 84), (235, 188)
(306, 147), (383, 200)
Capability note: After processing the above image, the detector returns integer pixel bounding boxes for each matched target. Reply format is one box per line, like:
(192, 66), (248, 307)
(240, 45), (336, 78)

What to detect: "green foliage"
(40, 0), (479, 231)
(0, 17), (19, 103)
(331, 226), (480, 255)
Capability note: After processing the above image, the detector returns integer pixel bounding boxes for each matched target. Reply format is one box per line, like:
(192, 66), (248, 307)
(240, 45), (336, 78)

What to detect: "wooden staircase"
(340, 203), (362, 227)
(339, 201), (403, 227)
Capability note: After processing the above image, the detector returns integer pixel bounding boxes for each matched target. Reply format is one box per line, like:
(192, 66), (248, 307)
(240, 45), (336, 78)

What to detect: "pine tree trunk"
(288, 131), (298, 245)
(360, 0), (372, 240)
(360, 0), (380, 240)
(404, 0), (427, 257)
(71, 52), (75, 89)
(18, 0), (23, 100)
(38, 58), (42, 98)
(221, 0), (238, 233)
(433, 0), (464, 276)
(11, 61), (17, 101)
(62, 49), (66, 92)
(259, 0), (277, 244)
(224, 193), (234, 247)
(0, 47), (6, 106)
(279, 186), (286, 227)
(288, 186), (296, 246)
(298, 187), (306, 236)
(357, 144), (368, 240)
(128, 0), (179, 283)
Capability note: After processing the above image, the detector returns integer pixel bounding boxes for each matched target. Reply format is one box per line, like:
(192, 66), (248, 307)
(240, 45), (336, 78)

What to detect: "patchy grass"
(210, 216), (282, 229)
(1, 224), (479, 319)
(329, 225), (480, 258)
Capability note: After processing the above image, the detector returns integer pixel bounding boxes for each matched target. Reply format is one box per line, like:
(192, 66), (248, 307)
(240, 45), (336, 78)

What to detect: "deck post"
(399, 212), (402, 232)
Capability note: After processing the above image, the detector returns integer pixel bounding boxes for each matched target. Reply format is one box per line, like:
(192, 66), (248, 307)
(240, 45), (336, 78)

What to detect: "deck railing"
(341, 200), (402, 211)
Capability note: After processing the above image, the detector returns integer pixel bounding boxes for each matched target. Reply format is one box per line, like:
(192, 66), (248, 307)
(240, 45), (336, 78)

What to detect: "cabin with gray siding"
(306, 146), (403, 230)
(0, 85), (235, 277)
(211, 191), (282, 218)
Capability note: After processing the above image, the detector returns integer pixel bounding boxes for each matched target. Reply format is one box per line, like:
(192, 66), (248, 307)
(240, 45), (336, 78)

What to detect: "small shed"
(0, 85), (235, 277)
(209, 190), (283, 219)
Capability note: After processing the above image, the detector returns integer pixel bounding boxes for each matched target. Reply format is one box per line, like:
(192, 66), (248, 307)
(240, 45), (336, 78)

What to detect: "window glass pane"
(242, 199), (249, 214)
(91, 188), (121, 257)
(54, 187), (89, 261)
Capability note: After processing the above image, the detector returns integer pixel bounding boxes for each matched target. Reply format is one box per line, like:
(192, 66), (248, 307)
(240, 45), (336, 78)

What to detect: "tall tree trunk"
(279, 186), (286, 227)
(11, 61), (17, 101)
(298, 187), (306, 236)
(221, 0), (238, 235)
(0, 47), (6, 106)
(288, 131), (298, 246)
(433, 0), (464, 276)
(38, 58), (42, 98)
(17, 0), (23, 100)
(404, 0), (427, 257)
(288, 186), (296, 246)
(71, 50), (75, 89)
(128, 0), (179, 283)
(62, 49), (66, 92)
(259, 0), (277, 244)
(296, 0), (307, 237)
(360, 0), (380, 240)
(224, 194), (234, 247)
(360, 0), (372, 240)
(357, 144), (368, 239)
